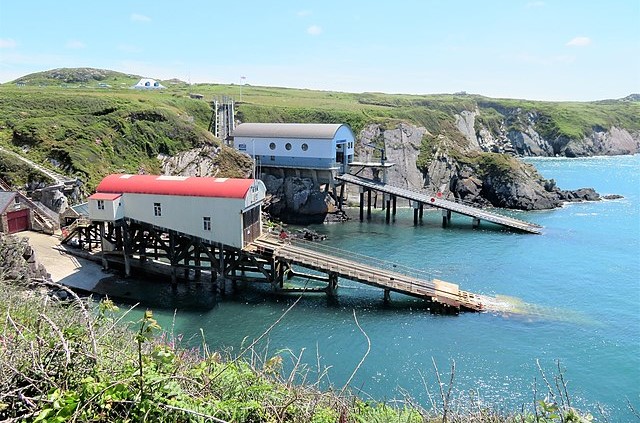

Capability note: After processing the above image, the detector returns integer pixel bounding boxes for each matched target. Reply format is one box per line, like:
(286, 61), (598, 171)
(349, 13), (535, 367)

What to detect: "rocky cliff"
(358, 121), (602, 211)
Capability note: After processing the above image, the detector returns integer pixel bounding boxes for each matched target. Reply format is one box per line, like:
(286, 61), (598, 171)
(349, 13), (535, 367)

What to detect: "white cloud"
(66, 40), (86, 49)
(0, 38), (17, 49)
(566, 36), (591, 47)
(526, 1), (545, 8)
(307, 25), (322, 36)
(131, 13), (151, 22)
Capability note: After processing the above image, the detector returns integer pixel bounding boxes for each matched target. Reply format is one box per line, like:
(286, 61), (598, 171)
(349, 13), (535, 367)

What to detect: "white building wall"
(88, 198), (123, 221)
(235, 136), (335, 159)
(123, 194), (246, 248)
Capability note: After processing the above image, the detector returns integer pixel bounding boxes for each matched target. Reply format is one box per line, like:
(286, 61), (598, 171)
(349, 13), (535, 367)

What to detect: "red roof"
(88, 193), (122, 201)
(95, 174), (256, 199)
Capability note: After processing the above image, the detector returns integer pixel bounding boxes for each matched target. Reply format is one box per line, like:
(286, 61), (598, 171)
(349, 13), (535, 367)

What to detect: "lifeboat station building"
(88, 174), (266, 249)
(230, 123), (355, 177)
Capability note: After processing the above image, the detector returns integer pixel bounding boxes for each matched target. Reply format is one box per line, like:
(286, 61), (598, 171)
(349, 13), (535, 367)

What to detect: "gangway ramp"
(251, 236), (487, 312)
(337, 173), (542, 234)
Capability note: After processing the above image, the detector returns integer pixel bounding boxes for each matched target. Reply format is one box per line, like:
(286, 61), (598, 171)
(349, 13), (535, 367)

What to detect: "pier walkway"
(250, 235), (487, 312)
(336, 173), (542, 234)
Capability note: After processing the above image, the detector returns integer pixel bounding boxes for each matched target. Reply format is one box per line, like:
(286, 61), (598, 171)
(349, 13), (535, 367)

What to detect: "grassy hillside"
(1, 68), (638, 191)
(0, 82), (235, 189)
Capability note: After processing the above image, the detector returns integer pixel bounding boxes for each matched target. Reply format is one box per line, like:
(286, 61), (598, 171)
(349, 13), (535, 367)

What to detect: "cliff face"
(470, 108), (640, 157)
(358, 120), (602, 211)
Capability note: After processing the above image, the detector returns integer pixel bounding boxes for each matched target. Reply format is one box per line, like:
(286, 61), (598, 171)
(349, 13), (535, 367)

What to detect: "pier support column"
(385, 194), (391, 223)
(442, 209), (451, 227)
(472, 217), (480, 229)
(367, 190), (372, 220)
(99, 224), (108, 270)
(122, 221), (132, 278)
(326, 273), (338, 296)
(383, 289), (391, 303)
(359, 188), (364, 221)
(412, 201), (419, 225)
(338, 183), (345, 210)
(169, 232), (177, 285)
(419, 203), (424, 223)
(392, 195), (397, 219)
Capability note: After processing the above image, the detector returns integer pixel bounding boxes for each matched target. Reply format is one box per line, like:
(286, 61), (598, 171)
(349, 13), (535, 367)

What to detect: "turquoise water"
(147, 155), (639, 420)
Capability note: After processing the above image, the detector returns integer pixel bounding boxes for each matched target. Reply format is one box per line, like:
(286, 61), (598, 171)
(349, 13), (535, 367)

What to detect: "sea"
(141, 155), (639, 421)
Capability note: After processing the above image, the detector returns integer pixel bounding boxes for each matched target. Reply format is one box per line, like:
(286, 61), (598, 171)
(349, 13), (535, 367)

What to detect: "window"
(154, 202), (162, 217)
(97, 200), (105, 210)
(238, 143), (247, 151)
(203, 216), (211, 231)
(285, 142), (292, 151)
(269, 142), (276, 150)
(301, 143), (308, 151)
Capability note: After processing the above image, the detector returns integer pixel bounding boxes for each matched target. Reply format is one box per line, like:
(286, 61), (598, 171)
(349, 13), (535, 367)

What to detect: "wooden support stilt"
(392, 195), (397, 217)
(419, 203), (424, 222)
(385, 197), (391, 223)
(414, 207), (419, 225)
(359, 191), (364, 221)
(99, 224), (108, 270)
(339, 183), (345, 210)
(122, 221), (132, 277)
(442, 209), (449, 227)
(326, 272), (338, 296)
(383, 288), (391, 303)
(472, 217), (480, 229)
(367, 190), (372, 220)
(169, 232), (177, 285)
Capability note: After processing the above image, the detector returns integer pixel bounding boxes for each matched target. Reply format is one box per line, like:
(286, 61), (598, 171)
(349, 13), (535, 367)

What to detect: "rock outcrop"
(0, 234), (50, 284)
(261, 174), (338, 224)
(358, 122), (603, 211)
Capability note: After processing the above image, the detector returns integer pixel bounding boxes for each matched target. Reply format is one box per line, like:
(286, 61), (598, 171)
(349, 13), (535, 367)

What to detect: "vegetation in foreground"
(0, 234), (603, 422)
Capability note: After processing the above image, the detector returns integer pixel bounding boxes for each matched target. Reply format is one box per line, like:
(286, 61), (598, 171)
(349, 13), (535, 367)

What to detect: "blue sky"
(0, 0), (638, 101)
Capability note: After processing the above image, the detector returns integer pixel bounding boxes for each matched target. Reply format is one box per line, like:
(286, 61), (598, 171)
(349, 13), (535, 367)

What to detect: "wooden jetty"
(249, 235), (487, 313)
(60, 218), (494, 313)
(336, 173), (542, 234)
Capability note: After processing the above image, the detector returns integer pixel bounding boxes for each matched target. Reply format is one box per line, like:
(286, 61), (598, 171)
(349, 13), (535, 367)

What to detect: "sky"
(0, 0), (638, 101)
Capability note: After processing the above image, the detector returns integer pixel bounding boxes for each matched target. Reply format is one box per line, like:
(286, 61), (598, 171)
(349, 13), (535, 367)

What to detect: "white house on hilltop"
(132, 78), (165, 89)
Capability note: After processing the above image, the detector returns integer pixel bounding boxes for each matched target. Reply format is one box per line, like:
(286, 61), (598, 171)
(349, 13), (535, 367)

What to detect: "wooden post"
(413, 207), (419, 225)
(326, 272), (338, 296)
(359, 191), (364, 221)
(472, 217), (480, 228)
(385, 196), (391, 223)
(122, 223), (132, 277)
(367, 190), (372, 220)
(338, 183), (345, 210)
(169, 232), (177, 285)
(100, 223), (108, 270)
(419, 203), (424, 222)
(383, 289), (391, 303)
(392, 195), (397, 218)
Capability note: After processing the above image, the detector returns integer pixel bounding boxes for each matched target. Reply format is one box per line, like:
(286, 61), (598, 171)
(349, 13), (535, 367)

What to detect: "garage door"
(7, 209), (29, 233)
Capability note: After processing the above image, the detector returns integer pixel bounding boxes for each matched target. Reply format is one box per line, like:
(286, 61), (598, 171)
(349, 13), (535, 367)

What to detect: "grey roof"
(71, 202), (89, 216)
(0, 191), (17, 214)
(231, 123), (347, 140)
